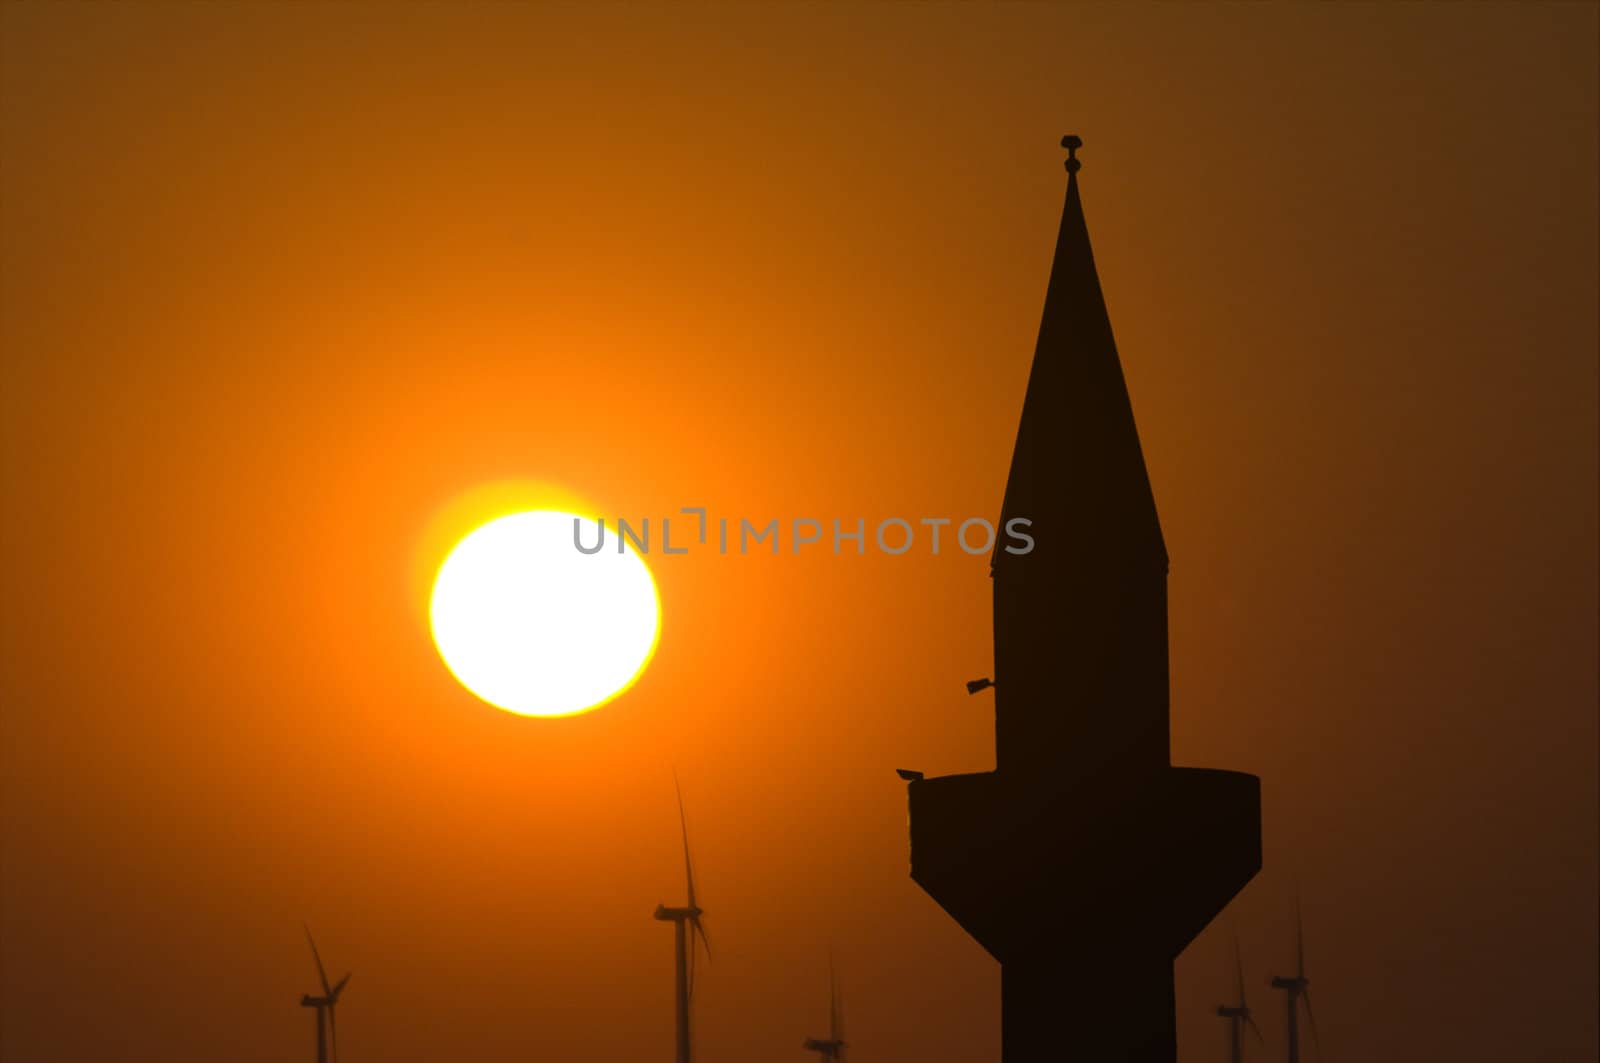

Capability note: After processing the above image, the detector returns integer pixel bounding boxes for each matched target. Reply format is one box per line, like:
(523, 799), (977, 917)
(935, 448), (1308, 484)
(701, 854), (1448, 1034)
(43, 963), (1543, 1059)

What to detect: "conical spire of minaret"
(994, 135), (1167, 578)
(990, 136), (1172, 781)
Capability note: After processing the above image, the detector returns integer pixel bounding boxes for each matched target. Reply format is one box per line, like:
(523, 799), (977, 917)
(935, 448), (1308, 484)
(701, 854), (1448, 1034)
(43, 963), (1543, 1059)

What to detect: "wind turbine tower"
(1270, 902), (1321, 1063)
(802, 959), (846, 1061)
(1216, 934), (1264, 1063)
(299, 925), (350, 1063)
(655, 779), (711, 1063)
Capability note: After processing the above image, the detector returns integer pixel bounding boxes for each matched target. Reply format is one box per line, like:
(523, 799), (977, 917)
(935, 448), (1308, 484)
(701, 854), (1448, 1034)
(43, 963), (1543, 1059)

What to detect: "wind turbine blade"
(328, 1003), (338, 1063)
(1247, 1014), (1266, 1046)
(829, 960), (840, 1042)
(835, 984), (846, 1046)
(675, 774), (697, 911)
(1302, 989), (1322, 1057)
(1295, 892), (1306, 980)
(691, 914), (711, 960)
(1233, 930), (1247, 1009)
(303, 925), (333, 997)
(330, 973), (351, 1001)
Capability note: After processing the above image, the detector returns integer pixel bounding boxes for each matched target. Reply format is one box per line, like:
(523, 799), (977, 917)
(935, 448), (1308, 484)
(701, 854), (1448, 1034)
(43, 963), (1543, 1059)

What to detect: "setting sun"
(429, 510), (660, 718)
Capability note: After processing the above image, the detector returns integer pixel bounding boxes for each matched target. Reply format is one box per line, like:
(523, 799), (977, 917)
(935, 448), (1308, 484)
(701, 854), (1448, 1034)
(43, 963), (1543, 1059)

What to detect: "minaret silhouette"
(902, 137), (1262, 1062)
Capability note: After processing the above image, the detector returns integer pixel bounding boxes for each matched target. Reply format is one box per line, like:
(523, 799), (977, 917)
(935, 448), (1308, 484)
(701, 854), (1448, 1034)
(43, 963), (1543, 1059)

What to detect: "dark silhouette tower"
(902, 137), (1262, 1061)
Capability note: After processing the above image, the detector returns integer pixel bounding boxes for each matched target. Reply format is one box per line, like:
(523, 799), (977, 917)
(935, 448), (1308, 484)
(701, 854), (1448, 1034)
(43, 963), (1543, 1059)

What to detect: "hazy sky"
(3, 4), (1596, 1062)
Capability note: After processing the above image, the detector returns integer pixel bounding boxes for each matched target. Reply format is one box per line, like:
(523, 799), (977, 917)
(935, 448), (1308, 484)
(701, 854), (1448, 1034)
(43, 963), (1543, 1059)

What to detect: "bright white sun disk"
(430, 510), (659, 718)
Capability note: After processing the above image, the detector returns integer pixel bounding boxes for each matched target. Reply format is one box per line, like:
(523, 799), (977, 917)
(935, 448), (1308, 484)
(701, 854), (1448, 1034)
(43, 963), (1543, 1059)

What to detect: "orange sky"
(2, 4), (1596, 1061)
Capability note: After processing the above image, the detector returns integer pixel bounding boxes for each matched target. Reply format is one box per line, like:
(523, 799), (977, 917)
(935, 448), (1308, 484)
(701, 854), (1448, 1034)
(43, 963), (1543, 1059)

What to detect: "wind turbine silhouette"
(299, 925), (350, 1063)
(654, 777), (710, 1063)
(1270, 898), (1321, 1063)
(801, 957), (846, 1061)
(1216, 931), (1264, 1063)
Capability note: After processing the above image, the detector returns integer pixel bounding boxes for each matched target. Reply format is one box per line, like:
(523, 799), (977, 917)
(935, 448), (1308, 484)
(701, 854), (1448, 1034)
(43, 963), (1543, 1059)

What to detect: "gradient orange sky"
(3, 4), (1596, 1061)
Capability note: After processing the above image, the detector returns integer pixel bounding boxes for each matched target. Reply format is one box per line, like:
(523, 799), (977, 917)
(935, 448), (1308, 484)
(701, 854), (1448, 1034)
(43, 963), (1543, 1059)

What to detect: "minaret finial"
(1061, 134), (1082, 174)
